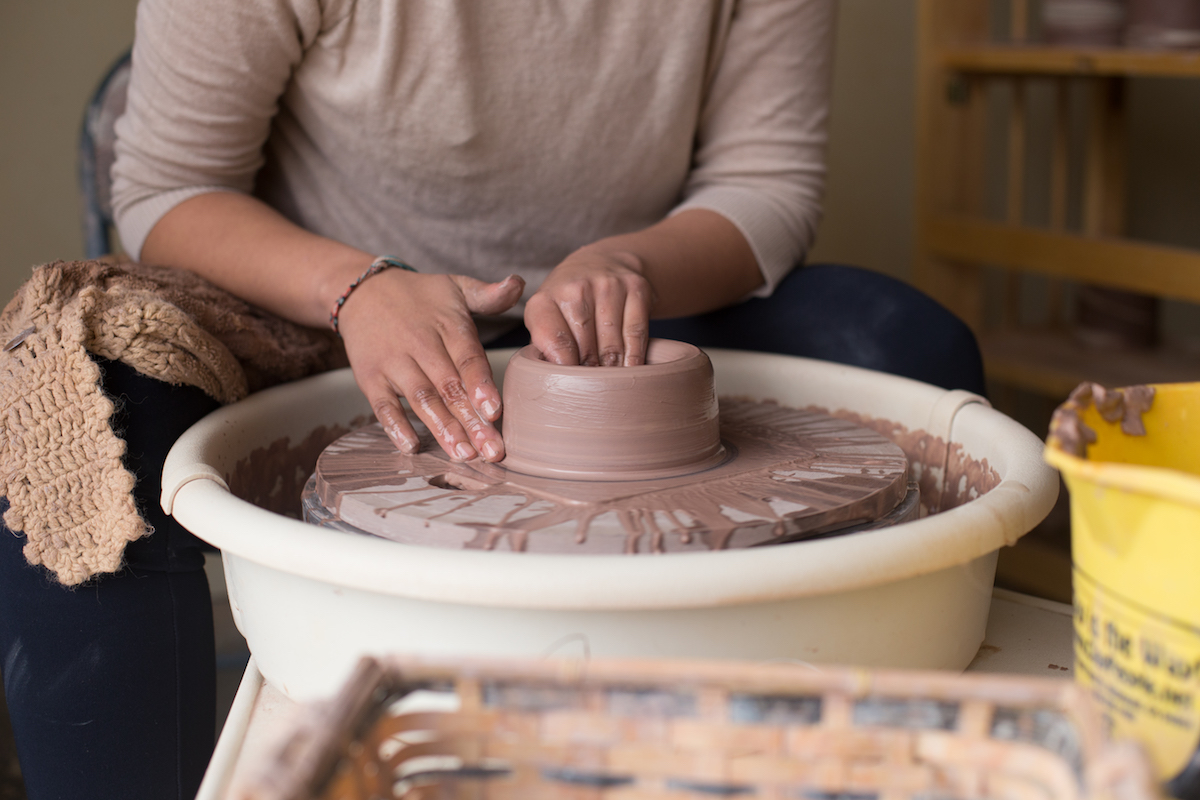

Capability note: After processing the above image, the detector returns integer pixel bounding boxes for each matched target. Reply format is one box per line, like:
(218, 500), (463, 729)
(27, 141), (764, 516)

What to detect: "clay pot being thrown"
(499, 339), (727, 481)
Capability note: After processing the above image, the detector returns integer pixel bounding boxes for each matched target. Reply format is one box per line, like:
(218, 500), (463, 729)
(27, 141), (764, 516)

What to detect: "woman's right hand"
(335, 268), (525, 463)
(137, 192), (527, 464)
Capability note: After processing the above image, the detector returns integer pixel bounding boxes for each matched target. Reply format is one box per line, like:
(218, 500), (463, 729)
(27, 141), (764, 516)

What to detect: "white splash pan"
(162, 350), (1057, 701)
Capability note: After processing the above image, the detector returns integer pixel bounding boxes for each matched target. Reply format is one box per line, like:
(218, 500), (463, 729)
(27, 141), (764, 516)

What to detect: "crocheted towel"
(0, 259), (347, 585)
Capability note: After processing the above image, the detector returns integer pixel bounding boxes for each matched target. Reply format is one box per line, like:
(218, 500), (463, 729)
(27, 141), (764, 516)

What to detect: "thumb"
(455, 274), (526, 316)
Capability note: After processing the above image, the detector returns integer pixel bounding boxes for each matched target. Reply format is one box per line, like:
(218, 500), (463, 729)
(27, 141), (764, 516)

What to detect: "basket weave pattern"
(242, 657), (1157, 800)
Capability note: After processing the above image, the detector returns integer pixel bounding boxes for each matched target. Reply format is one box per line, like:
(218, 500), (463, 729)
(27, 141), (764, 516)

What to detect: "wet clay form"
(303, 341), (916, 554)
(502, 341), (726, 480)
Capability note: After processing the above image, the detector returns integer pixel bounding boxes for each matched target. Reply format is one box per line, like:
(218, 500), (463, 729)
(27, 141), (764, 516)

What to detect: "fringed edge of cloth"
(0, 259), (346, 585)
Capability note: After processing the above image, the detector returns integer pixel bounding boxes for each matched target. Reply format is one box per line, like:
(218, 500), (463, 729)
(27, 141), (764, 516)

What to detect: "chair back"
(79, 51), (132, 259)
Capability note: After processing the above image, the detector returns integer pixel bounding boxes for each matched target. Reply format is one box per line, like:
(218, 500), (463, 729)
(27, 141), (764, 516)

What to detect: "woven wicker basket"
(240, 656), (1158, 800)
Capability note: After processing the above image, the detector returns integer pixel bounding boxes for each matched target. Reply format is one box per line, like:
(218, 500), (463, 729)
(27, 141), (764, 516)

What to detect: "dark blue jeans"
(0, 264), (983, 800)
(492, 264), (986, 395)
(0, 358), (219, 800)
(654, 264), (986, 394)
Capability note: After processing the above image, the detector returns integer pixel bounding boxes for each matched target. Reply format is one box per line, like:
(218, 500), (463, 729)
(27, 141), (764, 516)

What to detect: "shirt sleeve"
(110, 0), (323, 261)
(671, 0), (835, 297)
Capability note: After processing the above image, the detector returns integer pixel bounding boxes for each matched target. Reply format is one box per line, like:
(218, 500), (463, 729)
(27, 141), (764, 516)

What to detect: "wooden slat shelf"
(942, 45), (1200, 78)
(981, 328), (1200, 399)
(923, 215), (1200, 304)
(918, 1), (1200, 407)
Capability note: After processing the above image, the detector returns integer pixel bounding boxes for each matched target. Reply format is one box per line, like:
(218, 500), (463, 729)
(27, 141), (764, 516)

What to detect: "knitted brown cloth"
(0, 259), (347, 585)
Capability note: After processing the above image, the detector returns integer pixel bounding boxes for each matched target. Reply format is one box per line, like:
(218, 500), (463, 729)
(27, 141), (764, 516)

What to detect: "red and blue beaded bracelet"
(329, 255), (416, 335)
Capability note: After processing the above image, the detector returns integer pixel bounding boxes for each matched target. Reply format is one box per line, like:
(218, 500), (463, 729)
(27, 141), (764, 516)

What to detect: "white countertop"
(965, 587), (1074, 676)
(199, 587), (1075, 800)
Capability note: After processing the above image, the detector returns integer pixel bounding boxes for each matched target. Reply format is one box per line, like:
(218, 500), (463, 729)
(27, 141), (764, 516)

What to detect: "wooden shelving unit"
(915, 0), (1200, 401)
(943, 45), (1200, 78)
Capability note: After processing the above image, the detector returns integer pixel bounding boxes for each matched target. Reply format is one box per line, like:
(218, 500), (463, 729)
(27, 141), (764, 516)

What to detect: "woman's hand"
(336, 269), (525, 462)
(140, 192), (532, 464)
(524, 247), (655, 367)
(141, 193), (759, 460)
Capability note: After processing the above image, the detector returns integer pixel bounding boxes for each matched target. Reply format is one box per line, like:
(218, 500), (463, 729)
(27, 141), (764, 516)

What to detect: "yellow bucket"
(1046, 382), (1200, 797)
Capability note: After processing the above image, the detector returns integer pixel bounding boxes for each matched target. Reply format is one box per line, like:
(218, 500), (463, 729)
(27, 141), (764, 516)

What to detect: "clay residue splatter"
(227, 416), (370, 518)
(800, 405), (1001, 515)
(1049, 382), (1156, 458)
(303, 399), (914, 555)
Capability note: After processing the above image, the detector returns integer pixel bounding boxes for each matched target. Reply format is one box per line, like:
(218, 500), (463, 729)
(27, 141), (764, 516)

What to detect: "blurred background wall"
(0, 0), (140, 303)
(809, 3), (920, 279)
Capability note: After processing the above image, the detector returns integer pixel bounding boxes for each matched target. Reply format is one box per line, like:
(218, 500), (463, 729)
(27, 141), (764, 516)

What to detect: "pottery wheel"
(302, 398), (916, 554)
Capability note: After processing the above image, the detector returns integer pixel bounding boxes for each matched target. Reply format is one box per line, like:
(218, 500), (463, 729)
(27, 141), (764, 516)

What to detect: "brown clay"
(500, 340), (725, 481)
(1047, 382), (1156, 458)
(804, 405), (1001, 515)
(227, 419), (369, 517)
(303, 398), (913, 554)
(282, 341), (1017, 554)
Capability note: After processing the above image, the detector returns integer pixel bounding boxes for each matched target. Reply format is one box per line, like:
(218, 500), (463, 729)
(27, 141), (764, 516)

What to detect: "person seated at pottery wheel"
(0, 1), (985, 799)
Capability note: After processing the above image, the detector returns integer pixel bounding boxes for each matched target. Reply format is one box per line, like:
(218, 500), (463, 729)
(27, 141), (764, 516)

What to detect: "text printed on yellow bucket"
(1075, 568), (1200, 781)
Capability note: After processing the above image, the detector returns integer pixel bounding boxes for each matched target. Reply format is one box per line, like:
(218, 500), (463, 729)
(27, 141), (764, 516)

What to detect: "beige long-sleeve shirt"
(112, 0), (833, 320)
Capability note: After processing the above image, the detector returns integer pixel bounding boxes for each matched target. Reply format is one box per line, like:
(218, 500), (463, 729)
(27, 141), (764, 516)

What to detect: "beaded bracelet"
(329, 256), (416, 335)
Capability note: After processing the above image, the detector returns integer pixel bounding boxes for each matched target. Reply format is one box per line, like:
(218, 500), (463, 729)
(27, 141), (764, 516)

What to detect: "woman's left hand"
(524, 247), (655, 367)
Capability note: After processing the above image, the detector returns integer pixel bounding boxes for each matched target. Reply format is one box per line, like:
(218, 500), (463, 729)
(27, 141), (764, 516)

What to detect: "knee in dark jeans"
(650, 264), (986, 396)
(0, 357), (222, 799)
